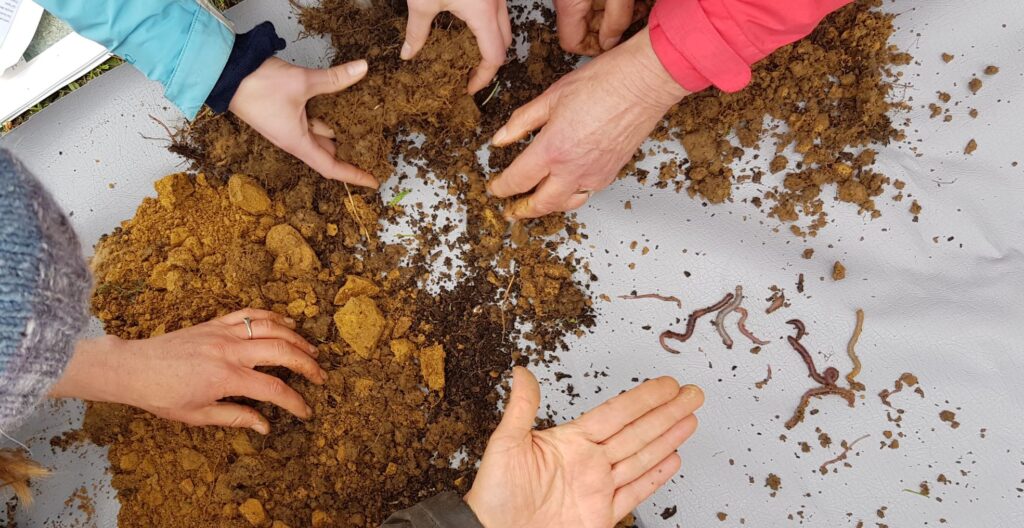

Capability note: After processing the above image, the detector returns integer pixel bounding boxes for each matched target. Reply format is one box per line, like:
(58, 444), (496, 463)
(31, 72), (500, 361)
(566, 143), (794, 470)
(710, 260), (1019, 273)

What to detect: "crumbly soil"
(86, 0), (910, 525)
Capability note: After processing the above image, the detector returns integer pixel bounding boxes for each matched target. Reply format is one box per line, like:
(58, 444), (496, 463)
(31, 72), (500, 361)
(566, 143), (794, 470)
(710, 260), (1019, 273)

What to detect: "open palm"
(465, 367), (704, 528)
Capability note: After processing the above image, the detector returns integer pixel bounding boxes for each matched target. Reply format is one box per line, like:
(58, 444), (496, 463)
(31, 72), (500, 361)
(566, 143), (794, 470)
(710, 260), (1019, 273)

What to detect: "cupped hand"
(487, 28), (689, 220)
(555, 0), (652, 55)
(464, 367), (704, 528)
(229, 57), (378, 189)
(402, 0), (513, 93)
(51, 309), (326, 435)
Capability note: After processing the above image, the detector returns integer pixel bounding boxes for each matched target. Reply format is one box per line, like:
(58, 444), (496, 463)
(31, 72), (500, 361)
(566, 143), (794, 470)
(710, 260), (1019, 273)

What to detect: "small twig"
(713, 286), (744, 349)
(618, 293), (682, 308)
(818, 434), (870, 474)
(343, 183), (370, 241)
(845, 309), (865, 391)
(658, 293), (734, 353)
(148, 114), (174, 140)
(480, 83), (501, 107)
(735, 307), (770, 346)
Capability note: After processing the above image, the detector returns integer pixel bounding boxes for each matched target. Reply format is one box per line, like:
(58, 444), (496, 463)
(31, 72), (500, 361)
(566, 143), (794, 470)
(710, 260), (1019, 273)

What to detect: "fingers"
(402, 3), (437, 60)
(602, 385), (704, 462)
(612, 452), (681, 522)
(497, 0), (513, 47)
(611, 415), (697, 487)
(231, 318), (318, 358)
(491, 367), (541, 441)
(573, 376), (679, 442)
(218, 308), (296, 330)
(235, 339), (326, 386)
(232, 370), (313, 420)
(555, 0), (592, 54)
(491, 90), (552, 147)
(464, 13), (509, 94)
(505, 176), (590, 221)
(599, 0), (634, 51)
(309, 118), (336, 139)
(289, 135), (379, 189)
(190, 402), (271, 435)
(305, 60), (368, 98)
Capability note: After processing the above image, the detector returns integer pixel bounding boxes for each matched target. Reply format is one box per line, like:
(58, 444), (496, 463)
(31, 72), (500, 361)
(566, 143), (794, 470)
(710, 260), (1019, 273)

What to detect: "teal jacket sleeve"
(34, 0), (235, 119)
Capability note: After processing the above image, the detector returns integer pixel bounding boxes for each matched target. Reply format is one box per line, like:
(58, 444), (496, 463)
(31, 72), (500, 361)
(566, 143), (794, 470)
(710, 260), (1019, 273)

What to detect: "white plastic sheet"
(1, 0), (1022, 526)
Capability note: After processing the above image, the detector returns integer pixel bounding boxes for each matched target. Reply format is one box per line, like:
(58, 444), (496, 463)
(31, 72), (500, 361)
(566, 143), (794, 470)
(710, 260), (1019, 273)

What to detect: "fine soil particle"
(983, 65), (1000, 75)
(968, 77), (983, 94)
(964, 139), (978, 155)
(939, 410), (961, 429)
(765, 473), (782, 493)
(941, 53), (954, 63)
(832, 261), (846, 281)
(717, 512), (729, 521)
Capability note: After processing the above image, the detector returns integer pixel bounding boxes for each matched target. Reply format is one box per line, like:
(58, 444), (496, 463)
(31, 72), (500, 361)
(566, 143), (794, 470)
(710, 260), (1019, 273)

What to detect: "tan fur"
(0, 449), (49, 506)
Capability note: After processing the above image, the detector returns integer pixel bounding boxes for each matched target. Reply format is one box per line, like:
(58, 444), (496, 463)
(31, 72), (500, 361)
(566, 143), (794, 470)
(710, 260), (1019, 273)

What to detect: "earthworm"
(818, 434), (870, 474)
(713, 286), (744, 349)
(786, 336), (833, 386)
(658, 293), (735, 353)
(618, 293), (683, 308)
(659, 331), (685, 354)
(786, 319), (807, 340)
(845, 309), (865, 391)
(765, 293), (785, 314)
(755, 364), (773, 389)
(784, 385), (856, 429)
(735, 307), (770, 345)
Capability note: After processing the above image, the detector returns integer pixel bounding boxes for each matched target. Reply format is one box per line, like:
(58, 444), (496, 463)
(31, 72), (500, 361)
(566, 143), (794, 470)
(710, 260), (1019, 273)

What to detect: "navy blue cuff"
(205, 21), (287, 114)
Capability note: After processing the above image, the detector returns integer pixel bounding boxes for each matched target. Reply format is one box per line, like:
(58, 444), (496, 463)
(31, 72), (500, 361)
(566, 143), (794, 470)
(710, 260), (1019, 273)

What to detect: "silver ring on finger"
(242, 317), (254, 340)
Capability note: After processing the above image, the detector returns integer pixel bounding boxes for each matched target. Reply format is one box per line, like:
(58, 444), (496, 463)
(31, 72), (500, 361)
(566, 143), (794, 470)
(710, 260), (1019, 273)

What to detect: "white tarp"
(1, 0), (1022, 526)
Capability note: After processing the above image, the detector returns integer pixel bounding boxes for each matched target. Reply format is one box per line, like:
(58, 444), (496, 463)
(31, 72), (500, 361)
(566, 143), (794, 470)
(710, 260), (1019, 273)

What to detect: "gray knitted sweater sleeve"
(0, 148), (91, 430)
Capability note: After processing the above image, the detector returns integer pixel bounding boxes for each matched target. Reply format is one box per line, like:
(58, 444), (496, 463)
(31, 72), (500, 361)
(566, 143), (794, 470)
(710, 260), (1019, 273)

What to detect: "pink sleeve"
(649, 0), (853, 93)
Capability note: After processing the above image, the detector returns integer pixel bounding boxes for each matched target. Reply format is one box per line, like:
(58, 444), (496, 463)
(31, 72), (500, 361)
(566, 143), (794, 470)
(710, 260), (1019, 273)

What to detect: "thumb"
(493, 366), (541, 440)
(305, 60), (369, 98)
(402, 5), (436, 60)
(192, 403), (271, 435)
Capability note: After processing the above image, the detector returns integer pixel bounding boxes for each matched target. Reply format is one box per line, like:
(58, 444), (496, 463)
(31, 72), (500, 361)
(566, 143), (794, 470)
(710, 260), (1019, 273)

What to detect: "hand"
(229, 57), (378, 189)
(487, 28), (689, 220)
(555, 0), (653, 55)
(402, 0), (513, 93)
(464, 367), (704, 528)
(51, 309), (326, 435)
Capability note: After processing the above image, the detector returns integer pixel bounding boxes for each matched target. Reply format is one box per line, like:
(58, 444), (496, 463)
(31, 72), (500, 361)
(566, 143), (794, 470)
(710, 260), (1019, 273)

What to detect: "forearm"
(0, 149), (90, 430)
(34, 0), (235, 118)
(649, 0), (854, 93)
(49, 336), (129, 404)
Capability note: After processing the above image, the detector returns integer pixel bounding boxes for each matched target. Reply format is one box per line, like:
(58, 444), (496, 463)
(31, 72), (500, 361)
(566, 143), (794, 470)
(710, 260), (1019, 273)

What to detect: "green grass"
(2, 0), (243, 134)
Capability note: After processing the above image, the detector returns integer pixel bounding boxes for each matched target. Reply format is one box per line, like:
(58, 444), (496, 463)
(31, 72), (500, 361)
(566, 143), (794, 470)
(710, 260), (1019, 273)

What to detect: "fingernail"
(400, 42), (413, 60)
(283, 317), (296, 327)
(492, 126), (508, 145)
(252, 423), (270, 435)
(601, 36), (621, 50)
(347, 60), (368, 77)
(319, 368), (328, 383)
(309, 344), (319, 355)
(304, 405), (314, 418)
(680, 384), (703, 400)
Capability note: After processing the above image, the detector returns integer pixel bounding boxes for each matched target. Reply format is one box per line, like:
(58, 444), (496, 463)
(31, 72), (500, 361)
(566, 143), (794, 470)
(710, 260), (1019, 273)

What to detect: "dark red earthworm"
(824, 367), (840, 385)
(657, 293), (735, 353)
(787, 336), (833, 386)
(786, 319), (807, 340)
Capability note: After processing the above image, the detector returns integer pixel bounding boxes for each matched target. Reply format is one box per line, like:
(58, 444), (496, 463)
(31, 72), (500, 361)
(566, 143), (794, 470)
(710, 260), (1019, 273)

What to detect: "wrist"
(50, 336), (131, 404)
(627, 27), (690, 110)
(462, 489), (493, 528)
